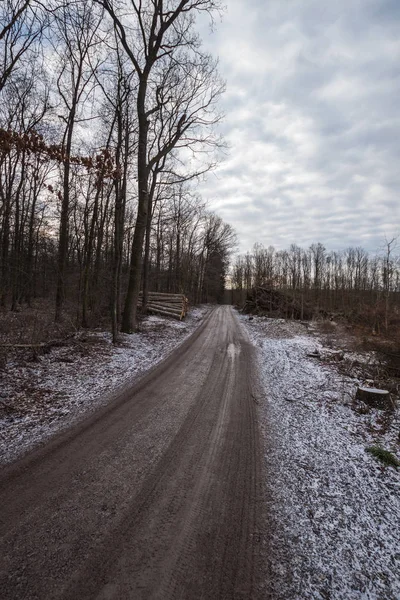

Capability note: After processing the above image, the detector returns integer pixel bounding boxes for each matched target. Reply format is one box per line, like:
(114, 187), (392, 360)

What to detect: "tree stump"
(355, 387), (393, 411)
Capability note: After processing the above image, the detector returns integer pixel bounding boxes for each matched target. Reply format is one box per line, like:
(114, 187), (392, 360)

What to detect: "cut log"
(146, 306), (183, 320)
(355, 387), (393, 411)
(139, 292), (184, 299)
(146, 303), (182, 315)
(141, 299), (183, 310)
(139, 300), (183, 308)
(144, 291), (183, 296)
(145, 302), (183, 311)
(138, 296), (180, 302)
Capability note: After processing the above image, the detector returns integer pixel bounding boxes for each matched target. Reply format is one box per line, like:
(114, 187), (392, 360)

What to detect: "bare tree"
(96, 0), (224, 332)
(0, 0), (45, 92)
(96, 41), (136, 341)
(52, 2), (102, 321)
(381, 236), (398, 331)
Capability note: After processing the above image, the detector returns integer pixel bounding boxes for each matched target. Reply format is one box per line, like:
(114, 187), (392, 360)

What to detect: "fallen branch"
(0, 333), (76, 350)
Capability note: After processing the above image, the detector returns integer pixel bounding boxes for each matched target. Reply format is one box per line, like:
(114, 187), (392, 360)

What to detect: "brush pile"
(139, 292), (189, 320)
(242, 286), (314, 320)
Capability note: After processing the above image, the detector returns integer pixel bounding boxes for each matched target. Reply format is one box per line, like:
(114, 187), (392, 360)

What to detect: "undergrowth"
(366, 445), (400, 468)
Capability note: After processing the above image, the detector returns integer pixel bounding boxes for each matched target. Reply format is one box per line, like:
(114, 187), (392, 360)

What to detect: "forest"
(1, 1), (399, 344)
(0, 0), (235, 340)
(232, 241), (400, 336)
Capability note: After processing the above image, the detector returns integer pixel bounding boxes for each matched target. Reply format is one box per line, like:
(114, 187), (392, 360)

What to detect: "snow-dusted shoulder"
(0, 307), (209, 466)
(240, 314), (400, 600)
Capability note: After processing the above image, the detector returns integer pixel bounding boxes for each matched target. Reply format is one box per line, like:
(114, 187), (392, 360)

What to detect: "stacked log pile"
(242, 286), (314, 320)
(138, 292), (189, 320)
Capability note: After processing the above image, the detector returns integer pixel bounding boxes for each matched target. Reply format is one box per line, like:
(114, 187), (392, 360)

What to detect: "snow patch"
(227, 342), (241, 361)
(240, 314), (400, 600)
(0, 307), (209, 465)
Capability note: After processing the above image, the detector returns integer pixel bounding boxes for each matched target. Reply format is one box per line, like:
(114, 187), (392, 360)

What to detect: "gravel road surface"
(0, 306), (265, 599)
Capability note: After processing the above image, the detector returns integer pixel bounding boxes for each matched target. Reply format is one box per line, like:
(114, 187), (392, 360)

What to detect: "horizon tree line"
(232, 240), (400, 332)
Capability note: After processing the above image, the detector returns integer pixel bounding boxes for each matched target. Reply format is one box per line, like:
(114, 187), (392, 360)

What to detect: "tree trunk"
(121, 77), (149, 333)
(142, 196), (152, 314)
(11, 154), (25, 310)
(55, 109), (75, 322)
(142, 171), (159, 313)
(25, 169), (39, 307)
(111, 105), (128, 344)
(82, 185), (100, 328)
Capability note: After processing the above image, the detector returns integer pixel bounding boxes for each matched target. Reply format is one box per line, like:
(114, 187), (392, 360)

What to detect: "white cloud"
(198, 0), (400, 253)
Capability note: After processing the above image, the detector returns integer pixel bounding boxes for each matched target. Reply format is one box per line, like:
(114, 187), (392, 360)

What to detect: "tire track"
(0, 306), (264, 600)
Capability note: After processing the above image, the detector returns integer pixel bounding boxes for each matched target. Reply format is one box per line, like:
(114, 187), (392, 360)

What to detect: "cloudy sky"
(198, 0), (400, 254)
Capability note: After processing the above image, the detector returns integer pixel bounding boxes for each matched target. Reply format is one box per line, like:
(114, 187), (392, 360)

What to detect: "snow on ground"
(240, 315), (400, 600)
(0, 307), (208, 466)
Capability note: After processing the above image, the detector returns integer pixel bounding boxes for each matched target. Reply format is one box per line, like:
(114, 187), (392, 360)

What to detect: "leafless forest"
(0, 0), (235, 342)
(232, 241), (400, 337)
(1, 1), (399, 347)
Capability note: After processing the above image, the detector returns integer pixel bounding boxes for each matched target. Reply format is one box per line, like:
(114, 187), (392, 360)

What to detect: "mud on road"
(0, 306), (265, 599)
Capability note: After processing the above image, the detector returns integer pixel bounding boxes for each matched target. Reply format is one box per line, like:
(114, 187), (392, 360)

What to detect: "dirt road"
(0, 306), (264, 599)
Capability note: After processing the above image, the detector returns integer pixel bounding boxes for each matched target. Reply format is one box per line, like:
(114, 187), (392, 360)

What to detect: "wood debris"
(241, 286), (314, 320)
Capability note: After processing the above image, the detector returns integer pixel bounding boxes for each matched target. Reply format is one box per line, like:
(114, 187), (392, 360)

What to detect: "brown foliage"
(0, 127), (117, 183)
